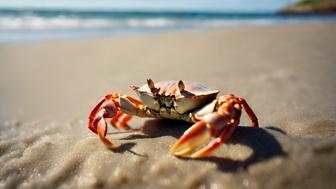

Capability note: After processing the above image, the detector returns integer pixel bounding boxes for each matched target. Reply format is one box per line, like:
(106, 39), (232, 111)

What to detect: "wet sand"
(1, 22), (336, 189)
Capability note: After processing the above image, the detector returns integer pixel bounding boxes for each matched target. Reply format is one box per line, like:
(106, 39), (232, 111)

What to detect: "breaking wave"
(0, 15), (177, 30)
(0, 8), (335, 43)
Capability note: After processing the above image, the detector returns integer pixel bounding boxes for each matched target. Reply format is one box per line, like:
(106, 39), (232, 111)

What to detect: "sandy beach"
(1, 22), (336, 189)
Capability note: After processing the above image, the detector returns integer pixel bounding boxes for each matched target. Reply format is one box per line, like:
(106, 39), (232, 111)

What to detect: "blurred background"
(0, 0), (335, 44)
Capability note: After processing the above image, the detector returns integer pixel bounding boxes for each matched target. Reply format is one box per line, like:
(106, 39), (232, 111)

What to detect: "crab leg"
(97, 117), (116, 148)
(88, 93), (148, 149)
(119, 115), (132, 129)
(110, 111), (123, 128)
(238, 98), (259, 127)
(171, 113), (236, 158)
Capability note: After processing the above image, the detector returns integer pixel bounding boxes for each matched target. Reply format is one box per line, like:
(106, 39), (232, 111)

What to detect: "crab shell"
(131, 80), (219, 114)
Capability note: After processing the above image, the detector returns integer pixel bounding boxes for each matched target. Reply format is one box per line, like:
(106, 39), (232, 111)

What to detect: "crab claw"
(89, 93), (148, 149)
(171, 113), (237, 158)
(170, 120), (212, 157)
(190, 125), (236, 158)
(88, 94), (120, 149)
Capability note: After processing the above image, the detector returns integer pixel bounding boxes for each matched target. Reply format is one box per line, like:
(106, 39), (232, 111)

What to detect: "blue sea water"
(0, 8), (335, 44)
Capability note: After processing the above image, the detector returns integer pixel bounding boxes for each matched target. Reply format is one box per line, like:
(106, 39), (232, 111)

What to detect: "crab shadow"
(135, 119), (287, 173)
(196, 126), (287, 172)
(109, 142), (148, 158)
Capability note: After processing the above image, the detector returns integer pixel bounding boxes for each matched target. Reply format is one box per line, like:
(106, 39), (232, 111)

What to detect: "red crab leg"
(171, 113), (236, 158)
(97, 116), (116, 149)
(119, 115), (132, 130)
(238, 98), (259, 127)
(110, 111), (123, 128)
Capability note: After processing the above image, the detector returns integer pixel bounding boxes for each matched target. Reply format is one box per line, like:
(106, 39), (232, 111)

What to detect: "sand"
(0, 22), (336, 189)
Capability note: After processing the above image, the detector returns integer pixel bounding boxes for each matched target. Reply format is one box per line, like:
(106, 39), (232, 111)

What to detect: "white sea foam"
(0, 11), (335, 43)
(126, 18), (175, 27)
(0, 15), (177, 30)
(0, 15), (290, 31)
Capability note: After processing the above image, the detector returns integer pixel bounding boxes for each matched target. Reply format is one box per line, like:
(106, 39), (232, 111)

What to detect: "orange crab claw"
(88, 98), (106, 134)
(171, 94), (258, 158)
(88, 94), (121, 149)
(171, 113), (237, 158)
(190, 125), (236, 158)
(88, 93), (148, 149)
(170, 120), (212, 157)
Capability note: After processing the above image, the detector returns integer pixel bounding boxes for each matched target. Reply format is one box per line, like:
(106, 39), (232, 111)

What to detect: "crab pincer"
(170, 113), (237, 158)
(88, 93), (144, 149)
(171, 94), (258, 158)
(88, 94), (120, 149)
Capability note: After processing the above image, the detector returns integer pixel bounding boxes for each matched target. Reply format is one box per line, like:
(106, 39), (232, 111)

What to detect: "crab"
(88, 79), (258, 158)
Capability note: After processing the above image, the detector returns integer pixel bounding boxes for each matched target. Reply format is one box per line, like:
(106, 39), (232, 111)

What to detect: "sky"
(0, 0), (298, 12)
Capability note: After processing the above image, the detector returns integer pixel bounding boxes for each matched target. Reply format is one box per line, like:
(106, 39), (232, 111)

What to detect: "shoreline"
(1, 12), (336, 45)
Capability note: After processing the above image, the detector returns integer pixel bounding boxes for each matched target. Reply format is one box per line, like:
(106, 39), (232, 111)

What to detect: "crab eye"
(147, 79), (156, 91)
(178, 80), (185, 92)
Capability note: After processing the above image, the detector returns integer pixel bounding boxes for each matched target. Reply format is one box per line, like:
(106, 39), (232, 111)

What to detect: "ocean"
(0, 8), (335, 44)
